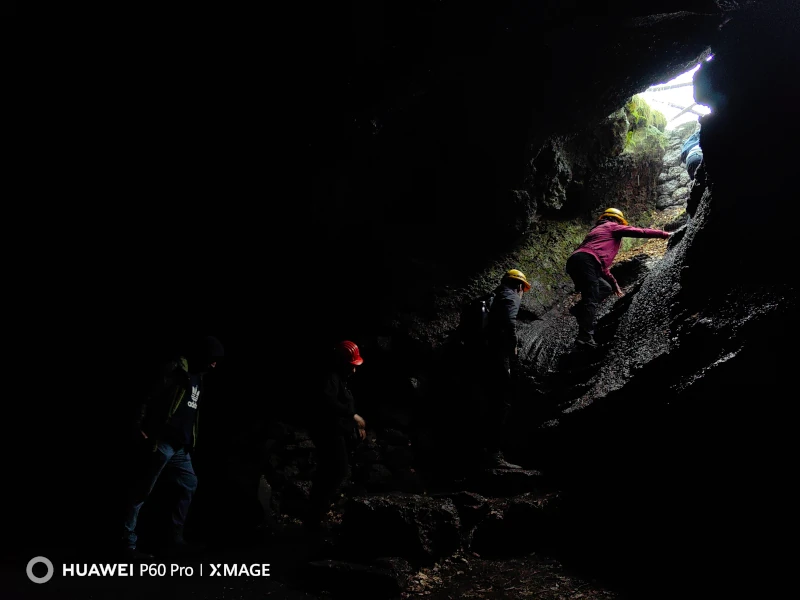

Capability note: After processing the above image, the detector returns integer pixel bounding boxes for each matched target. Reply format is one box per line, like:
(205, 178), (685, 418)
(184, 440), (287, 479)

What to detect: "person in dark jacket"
(120, 335), (224, 560)
(482, 269), (531, 469)
(680, 126), (703, 180)
(566, 208), (671, 348)
(305, 340), (367, 531)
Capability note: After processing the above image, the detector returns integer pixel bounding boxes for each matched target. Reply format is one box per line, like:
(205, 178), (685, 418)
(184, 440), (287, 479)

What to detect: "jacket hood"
(205, 336), (224, 358)
(183, 335), (225, 372)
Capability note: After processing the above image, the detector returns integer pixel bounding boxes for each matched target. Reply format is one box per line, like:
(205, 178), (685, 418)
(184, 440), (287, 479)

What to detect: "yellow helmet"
(504, 269), (531, 292)
(598, 207), (628, 226)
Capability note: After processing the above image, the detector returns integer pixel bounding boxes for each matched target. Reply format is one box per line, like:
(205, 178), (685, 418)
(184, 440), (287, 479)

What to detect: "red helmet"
(335, 340), (364, 365)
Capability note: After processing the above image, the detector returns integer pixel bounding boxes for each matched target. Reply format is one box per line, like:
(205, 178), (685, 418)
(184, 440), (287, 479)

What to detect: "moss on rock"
(623, 95), (667, 155)
(430, 220), (588, 321)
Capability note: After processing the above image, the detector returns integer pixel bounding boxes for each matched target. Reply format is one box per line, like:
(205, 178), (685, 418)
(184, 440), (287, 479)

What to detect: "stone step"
(305, 490), (564, 572)
(469, 492), (562, 557)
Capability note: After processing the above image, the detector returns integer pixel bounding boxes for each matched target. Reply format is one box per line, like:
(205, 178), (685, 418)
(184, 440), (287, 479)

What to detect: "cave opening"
(640, 55), (714, 130)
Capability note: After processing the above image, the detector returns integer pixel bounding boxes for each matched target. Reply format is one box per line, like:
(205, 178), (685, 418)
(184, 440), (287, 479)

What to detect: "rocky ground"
(3, 487), (624, 600)
(3, 529), (622, 600)
(401, 552), (620, 600)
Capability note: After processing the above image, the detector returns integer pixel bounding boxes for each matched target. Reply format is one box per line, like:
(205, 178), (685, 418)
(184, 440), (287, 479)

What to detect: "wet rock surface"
(656, 121), (697, 209)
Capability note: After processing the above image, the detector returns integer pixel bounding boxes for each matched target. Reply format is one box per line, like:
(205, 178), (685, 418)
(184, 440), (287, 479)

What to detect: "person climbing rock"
(680, 125), (703, 181)
(121, 335), (225, 560)
(482, 269), (531, 470)
(305, 340), (367, 532)
(566, 208), (672, 349)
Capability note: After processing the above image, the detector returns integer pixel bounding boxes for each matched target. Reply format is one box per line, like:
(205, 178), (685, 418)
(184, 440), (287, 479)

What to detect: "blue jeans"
(122, 441), (197, 550)
(686, 152), (702, 180)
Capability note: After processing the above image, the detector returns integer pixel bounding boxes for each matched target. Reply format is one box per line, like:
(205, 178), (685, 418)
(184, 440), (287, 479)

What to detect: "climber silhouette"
(567, 208), (672, 348)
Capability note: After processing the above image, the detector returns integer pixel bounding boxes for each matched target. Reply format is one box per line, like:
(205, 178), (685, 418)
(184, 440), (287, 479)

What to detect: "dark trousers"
(122, 441), (198, 549)
(307, 434), (350, 522)
(483, 344), (518, 454)
(686, 153), (702, 180)
(566, 252), (613, 337)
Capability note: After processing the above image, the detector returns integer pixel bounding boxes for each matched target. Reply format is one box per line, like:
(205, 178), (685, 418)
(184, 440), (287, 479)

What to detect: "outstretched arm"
(607, 225), (671, 294)
(614, 225), (672, 240)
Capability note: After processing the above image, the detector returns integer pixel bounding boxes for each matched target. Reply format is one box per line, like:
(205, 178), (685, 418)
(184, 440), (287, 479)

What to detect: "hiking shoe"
(487, 451), (523, 470)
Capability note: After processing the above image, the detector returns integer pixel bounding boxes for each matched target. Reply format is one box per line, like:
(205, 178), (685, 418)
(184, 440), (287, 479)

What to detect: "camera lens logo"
(26, 557), (54, 584)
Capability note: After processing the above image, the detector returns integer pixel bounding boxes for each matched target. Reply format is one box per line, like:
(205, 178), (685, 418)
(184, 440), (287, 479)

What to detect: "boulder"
(280, 479), (312, 517)
(384, 445), (414, 470)
(361, 464), (395, 492)
(470, 492), (561, 556)
(667, 166), (685, 180)
(657, 178), (681, 196)
(657, 194), (679, 209)
(339, 493), (462, 564)
(671, 186), (689, 201)
(392, 468), (425, 493)
(429, 491), (491, 530)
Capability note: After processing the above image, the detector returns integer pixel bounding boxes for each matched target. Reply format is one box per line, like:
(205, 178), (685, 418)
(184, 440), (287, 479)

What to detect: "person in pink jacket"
(566, 208), (672, 348)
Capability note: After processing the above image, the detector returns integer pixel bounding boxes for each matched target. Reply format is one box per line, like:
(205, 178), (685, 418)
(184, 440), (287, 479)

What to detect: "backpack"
(456, 291), (496, 346)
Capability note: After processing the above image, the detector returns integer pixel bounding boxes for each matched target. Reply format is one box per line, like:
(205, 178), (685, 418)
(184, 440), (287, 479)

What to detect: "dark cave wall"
(295, 3), (722, 337)
(512, 3), (800, 596)
(33, 2), (724, 347)
(529, 102), (668, 223)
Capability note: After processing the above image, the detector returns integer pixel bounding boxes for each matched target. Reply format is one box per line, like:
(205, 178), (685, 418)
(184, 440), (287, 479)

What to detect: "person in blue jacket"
(680, 125), (703, 180)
